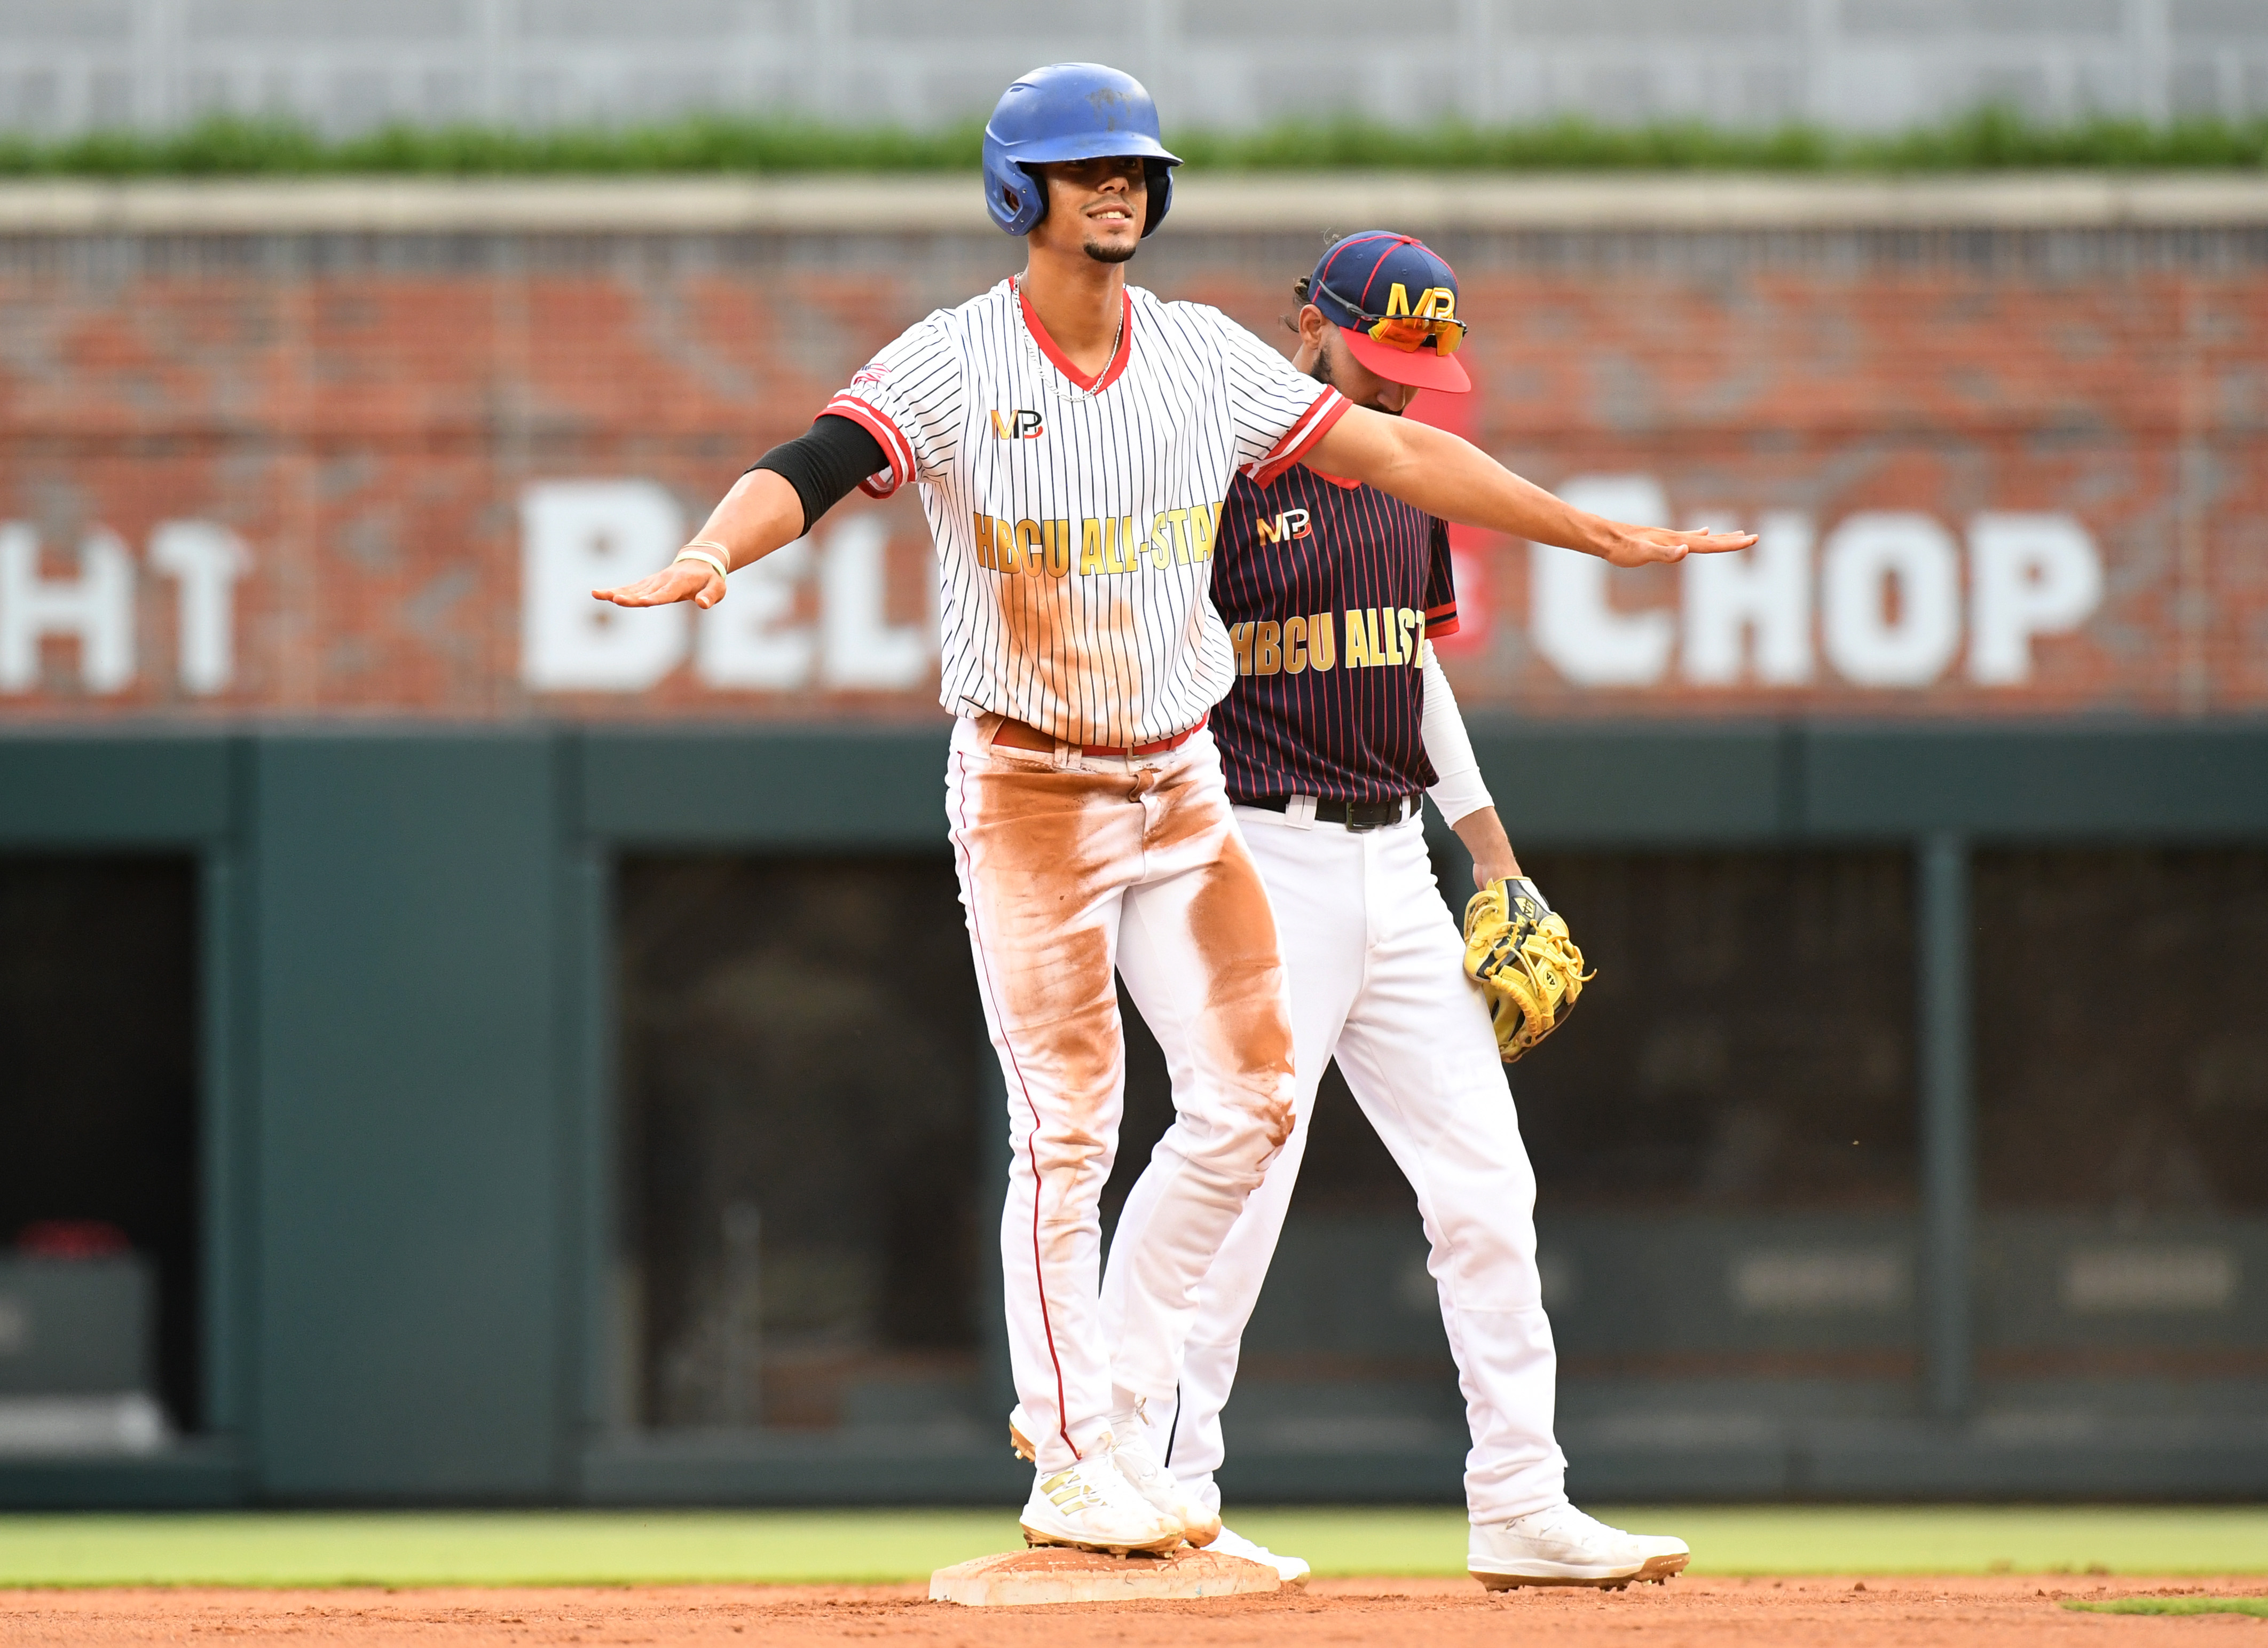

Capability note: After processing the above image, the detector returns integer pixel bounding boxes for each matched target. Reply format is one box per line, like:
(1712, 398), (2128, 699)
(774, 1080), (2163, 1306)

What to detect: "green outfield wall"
(2, 720), (2265, 1507)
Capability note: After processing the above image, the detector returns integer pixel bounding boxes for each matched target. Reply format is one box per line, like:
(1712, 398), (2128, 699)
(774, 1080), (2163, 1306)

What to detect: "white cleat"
(1011, 1400), (1219, 1549)
(1204, 1524), (1311, 1588)
(1019, 1453), (1184, 1557)
(1107, 1409), (1222, 1548)
(1468, 1503), (1690, 1590)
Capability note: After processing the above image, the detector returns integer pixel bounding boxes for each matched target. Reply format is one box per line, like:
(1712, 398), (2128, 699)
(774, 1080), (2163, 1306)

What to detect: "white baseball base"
(928, 1546), (1281, 1606)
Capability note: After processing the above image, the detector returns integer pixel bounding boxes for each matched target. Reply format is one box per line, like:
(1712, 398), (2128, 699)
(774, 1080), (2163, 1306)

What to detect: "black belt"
(1244, 793), (1422, 830)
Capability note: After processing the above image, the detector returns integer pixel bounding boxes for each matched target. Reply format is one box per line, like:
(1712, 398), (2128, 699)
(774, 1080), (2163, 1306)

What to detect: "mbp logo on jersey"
(989, 409), (1045, 440)
(1255, 508), (1311, 543)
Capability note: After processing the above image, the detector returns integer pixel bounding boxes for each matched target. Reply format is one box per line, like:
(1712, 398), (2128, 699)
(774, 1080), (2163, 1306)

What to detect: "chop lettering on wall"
(1530, 476), (2106, 691)
(520, 480), (936, 694)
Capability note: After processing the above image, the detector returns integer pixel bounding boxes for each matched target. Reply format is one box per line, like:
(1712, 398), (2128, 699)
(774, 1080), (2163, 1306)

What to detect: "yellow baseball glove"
(1461, 876), (1593, 1063)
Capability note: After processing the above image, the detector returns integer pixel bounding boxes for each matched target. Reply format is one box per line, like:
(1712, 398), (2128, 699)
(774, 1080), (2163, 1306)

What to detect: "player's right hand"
(1598, 522), (1758, 567)
(592, 560), (724, 609)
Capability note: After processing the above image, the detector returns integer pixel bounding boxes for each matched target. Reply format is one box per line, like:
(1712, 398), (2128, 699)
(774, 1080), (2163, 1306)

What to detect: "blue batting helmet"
(981, 63), (1180, 238)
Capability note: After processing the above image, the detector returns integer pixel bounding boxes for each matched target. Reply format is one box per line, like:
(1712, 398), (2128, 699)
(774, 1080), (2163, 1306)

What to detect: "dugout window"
(1972, 848), (2268, 1385)
(616, 856), (987, 1434)
(0, 856), (200, 1444)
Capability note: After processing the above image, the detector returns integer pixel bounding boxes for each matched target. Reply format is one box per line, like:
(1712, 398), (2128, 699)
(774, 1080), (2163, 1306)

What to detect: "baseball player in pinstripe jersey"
(1100, 232), (1693, 1589)
(596, 68), (1752, 1558)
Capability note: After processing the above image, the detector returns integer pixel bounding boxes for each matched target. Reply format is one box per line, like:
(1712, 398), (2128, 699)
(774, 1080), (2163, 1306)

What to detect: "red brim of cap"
(1341, 325), (1471, 393)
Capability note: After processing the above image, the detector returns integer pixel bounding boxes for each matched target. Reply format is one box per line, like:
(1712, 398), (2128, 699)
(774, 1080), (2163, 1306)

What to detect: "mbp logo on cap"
(1307, 231), (1473, 395)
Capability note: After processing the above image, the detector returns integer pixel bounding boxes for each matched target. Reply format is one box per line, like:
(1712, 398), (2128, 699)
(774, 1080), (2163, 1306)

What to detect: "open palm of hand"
(1604, 524), (1758, 568)
(592, 561), (724, 610)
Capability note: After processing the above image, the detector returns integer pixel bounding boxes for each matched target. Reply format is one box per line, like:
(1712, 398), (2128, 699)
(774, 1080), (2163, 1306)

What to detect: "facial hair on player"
(1083, 233), (1138, 265)
(1309, 333), (1404, 416)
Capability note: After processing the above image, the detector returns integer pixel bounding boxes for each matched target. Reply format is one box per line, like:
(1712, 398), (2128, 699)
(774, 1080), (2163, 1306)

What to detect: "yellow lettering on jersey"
(1015, 519), (1043, 578)
(1306, 610), (1336, 671)
(1383, 604), (1405, 665)
(973, 512), (996, 571)
(1158, 508), (1191, 570)
(989, 516), (1017, 575)
(1282, 614), (1308, 674)
(1365, 607), (1384, 665)
(1255, 514), (1283, 545)
(1402, 608), (1422, 665)
(1080, 517), (1106, 575)
(1043, 520), (1072, 578)
(1254, 620), (1281, 676)
(1147, 512), (1176, 571)
(1343, 608), (1372, 668)
(1182, 503), (1214, 564)
(1231, 621), (1256, 674)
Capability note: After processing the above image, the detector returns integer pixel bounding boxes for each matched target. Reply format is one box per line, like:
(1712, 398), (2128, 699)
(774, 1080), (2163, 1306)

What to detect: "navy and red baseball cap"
(1305, 231), (1471, 394)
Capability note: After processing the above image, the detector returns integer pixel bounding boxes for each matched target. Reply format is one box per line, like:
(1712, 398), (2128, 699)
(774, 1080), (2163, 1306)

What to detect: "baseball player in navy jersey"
(596, 66), (1751, 1559)
(1100, 231), (1692, 1590)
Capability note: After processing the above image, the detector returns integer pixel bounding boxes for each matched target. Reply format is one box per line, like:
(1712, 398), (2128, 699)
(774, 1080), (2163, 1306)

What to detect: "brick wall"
(0, 223), (2261, 725)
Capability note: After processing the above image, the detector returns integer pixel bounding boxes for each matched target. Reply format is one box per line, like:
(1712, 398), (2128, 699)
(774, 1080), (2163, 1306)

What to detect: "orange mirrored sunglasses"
(1316, 276), (1470, 357)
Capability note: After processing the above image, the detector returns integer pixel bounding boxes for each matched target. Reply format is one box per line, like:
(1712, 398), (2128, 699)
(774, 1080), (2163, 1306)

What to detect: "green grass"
(0, 106), (2262, 178)
(1231, 1507), (2268, 1581)
(1, 1506), (2265, 1589)
(2065, 1597), (2268, 1618)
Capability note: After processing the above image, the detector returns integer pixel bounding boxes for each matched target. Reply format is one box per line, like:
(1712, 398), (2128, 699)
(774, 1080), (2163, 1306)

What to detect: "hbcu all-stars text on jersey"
(1209, 463), (1460, 804)
(823, 277), (1348, 749)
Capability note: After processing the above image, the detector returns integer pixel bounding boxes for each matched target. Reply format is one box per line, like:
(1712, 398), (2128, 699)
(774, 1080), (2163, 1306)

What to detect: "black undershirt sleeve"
(746, 414), (891, 536)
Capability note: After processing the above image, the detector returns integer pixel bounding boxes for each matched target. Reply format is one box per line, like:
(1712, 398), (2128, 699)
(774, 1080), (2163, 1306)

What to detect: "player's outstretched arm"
(591, 468), (806, 610)
(1308, 407), (1756, 566)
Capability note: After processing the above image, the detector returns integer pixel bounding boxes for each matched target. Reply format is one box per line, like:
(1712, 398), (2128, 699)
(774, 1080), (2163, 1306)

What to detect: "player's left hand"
(1598, 523), (1758, 567)
(1462, 877), (1593, 1064)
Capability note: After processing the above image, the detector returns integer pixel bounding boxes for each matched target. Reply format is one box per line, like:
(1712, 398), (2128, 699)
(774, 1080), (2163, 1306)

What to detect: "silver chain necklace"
(1020, 276), (1122, 391)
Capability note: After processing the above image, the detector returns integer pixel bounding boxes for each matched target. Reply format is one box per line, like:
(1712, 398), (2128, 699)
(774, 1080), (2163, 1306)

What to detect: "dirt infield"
(5, 1576), (2265, 1645)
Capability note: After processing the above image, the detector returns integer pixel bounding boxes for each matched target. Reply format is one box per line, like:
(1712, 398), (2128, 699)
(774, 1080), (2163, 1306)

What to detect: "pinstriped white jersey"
(823, 277), (1350, 748)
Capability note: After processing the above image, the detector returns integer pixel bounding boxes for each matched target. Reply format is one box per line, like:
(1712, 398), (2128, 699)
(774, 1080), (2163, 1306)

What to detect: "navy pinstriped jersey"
(1209, 463), (1459, 804)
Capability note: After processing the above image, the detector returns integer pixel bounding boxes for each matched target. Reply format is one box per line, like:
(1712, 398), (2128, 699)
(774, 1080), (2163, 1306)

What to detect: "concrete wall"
(0, 0), (2265, 137)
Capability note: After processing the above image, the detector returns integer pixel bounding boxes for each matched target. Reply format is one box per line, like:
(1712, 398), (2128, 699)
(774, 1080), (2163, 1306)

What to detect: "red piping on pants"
(950, 748), (1080, 1464)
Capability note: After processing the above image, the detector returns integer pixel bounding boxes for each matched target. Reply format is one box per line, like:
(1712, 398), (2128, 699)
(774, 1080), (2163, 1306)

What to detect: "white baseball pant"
(946, 713), (1297, 1475)
(1102, 805), (1569, 1522)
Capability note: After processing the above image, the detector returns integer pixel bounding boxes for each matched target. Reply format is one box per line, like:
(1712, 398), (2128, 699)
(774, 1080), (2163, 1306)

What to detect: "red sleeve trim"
(1245, 389), (1352, 488)
(1424, 614), (1462, 639)
(821, 395), (913, 497)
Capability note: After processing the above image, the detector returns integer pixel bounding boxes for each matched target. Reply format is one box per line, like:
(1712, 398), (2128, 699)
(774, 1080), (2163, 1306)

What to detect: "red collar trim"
(1014, 277), (1132, 394)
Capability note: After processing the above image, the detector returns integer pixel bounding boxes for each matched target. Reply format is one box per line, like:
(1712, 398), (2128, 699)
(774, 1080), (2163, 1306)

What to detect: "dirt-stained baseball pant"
(1104, 805), (1569, 1523)
(946, 713), (1297, 1476)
